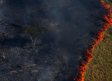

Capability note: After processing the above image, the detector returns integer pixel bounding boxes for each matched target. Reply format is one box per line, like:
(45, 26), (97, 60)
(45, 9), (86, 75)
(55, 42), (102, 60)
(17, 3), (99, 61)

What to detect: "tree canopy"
(21, 23), (49, 37)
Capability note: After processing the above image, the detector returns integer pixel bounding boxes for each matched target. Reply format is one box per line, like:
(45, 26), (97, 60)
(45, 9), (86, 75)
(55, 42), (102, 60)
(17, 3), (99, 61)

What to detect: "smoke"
(0, 0), (108, 81)
(38, 67), (59, 81)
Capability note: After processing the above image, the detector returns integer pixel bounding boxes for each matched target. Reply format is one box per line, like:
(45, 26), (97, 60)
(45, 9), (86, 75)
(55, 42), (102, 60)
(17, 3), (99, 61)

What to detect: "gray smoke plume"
(0, 0), (108, 81)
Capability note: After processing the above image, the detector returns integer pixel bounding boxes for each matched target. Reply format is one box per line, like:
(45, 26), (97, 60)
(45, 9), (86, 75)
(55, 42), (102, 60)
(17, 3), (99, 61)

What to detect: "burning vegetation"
(74, 0), (112, 81)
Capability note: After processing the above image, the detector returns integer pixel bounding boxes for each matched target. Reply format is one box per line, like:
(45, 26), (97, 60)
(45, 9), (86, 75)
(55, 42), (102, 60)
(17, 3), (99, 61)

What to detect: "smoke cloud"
(0, 0), (108, 81)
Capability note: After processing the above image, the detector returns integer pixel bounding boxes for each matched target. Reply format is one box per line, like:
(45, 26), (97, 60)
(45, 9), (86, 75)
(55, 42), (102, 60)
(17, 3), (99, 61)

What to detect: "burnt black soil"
(0, 0), (108, 81)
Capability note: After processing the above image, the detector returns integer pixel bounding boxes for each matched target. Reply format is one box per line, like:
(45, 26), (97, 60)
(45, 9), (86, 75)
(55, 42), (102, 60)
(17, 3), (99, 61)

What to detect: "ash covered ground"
(0, 0), (108, 81)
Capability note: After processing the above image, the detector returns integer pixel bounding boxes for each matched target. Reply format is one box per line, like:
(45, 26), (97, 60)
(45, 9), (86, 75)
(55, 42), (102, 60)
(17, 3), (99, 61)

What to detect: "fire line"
(74, 0), (112, 81)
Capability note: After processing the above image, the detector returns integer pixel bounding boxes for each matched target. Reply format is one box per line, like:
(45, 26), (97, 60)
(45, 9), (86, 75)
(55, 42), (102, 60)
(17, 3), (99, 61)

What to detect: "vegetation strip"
(74, 0), (112, 81)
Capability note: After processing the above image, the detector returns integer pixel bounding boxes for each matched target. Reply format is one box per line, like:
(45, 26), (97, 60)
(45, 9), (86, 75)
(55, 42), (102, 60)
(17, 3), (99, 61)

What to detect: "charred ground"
(0, 0), (108, 81)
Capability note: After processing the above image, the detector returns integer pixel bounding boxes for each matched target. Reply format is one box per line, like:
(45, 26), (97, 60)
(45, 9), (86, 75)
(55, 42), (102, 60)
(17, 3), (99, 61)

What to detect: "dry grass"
(84, 1), (112, 81)
(84, 26), (112, 81)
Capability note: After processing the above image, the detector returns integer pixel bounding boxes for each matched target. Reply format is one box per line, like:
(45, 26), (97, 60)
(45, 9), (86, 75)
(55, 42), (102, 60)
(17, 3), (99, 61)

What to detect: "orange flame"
(74, 0), (112, 81)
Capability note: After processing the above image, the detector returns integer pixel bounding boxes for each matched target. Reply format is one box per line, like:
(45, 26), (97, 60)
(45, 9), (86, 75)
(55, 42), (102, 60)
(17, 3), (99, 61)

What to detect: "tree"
(21, 23), (49, 49)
